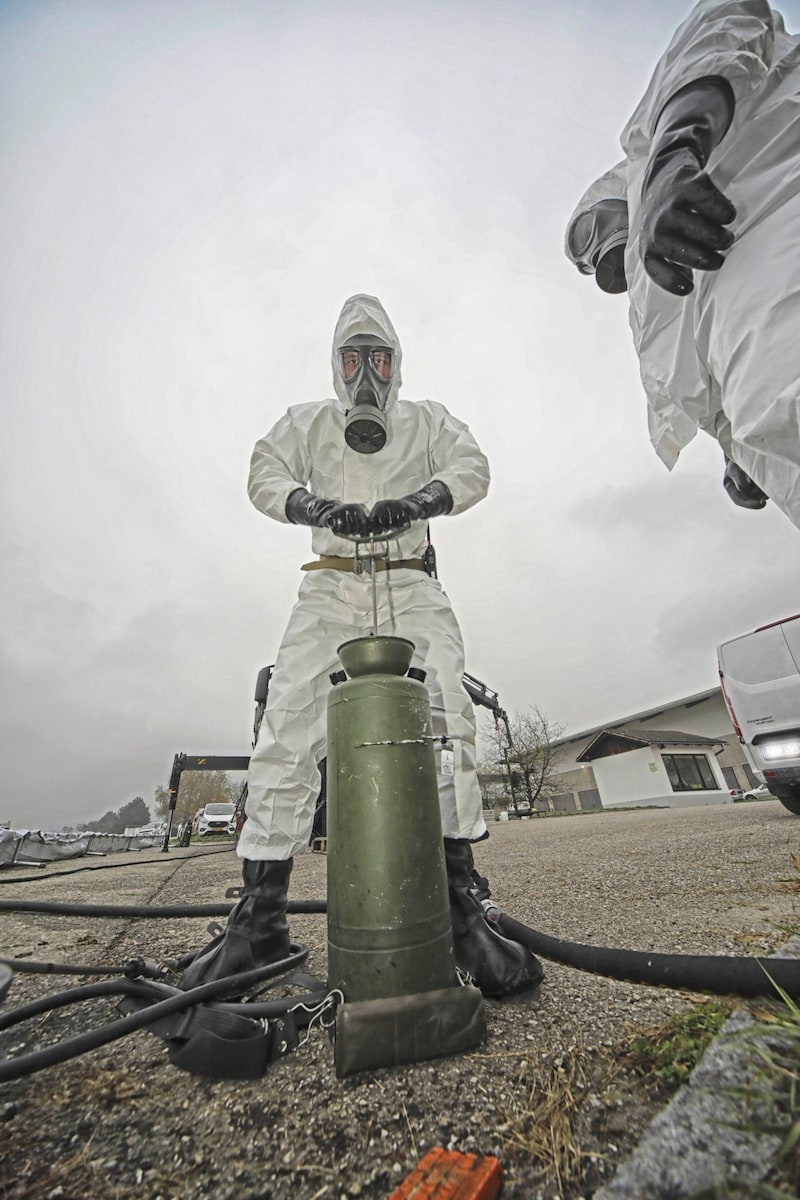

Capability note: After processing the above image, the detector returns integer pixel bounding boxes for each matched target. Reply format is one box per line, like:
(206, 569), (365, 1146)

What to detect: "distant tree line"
(68, 796), (152, 835)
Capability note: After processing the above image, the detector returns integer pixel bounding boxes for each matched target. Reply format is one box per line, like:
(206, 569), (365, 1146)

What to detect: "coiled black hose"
(0, 944), (326, 1082)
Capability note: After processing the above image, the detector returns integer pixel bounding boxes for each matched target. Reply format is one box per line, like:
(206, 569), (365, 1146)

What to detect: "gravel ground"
(1, 799), (798, 1200)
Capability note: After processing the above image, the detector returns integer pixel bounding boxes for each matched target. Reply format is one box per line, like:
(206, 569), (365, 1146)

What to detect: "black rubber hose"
(0, 898), (326, 918)
(5, 891), (798, 999)
(0, 957), (157, 977)
(495, 912), (800, 1000)
(0, 977), (146, 1031)
(0, 945), (311, 1082)
(0, 973), (329, 1035)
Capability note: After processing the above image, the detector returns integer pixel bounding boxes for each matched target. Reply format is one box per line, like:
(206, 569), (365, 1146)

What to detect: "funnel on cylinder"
(337, 636), (414, 678)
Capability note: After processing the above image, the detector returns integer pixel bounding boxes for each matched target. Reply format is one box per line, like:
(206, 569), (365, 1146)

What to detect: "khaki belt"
(301, 556), (425, 573)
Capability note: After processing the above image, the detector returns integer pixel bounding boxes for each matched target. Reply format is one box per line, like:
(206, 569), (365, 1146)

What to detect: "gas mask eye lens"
(369, 349), (393, 379)
(339, 346), (394, 382)
(340, 349), (361, 381)
(567, 211), (598, 272)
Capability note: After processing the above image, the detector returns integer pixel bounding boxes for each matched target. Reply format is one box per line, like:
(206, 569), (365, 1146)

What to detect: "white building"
(546, 687), (758, 813)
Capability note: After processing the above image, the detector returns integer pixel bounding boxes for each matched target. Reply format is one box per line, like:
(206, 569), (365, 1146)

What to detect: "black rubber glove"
(369, 480), (453, 535)
(286, 488), (372, 537)
(640, 76), (736, 296)
(285, 487), (336, 527)
(324, 502), (372, 538)
(723, 456), (768, 510)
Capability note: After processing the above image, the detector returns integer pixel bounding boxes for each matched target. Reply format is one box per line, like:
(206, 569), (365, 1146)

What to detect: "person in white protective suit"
(181, 293), (542, 998)
(564, 0), (800, 531)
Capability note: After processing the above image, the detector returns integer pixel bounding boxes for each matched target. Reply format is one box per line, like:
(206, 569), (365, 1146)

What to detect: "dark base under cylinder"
(333, 983), (485, 1078)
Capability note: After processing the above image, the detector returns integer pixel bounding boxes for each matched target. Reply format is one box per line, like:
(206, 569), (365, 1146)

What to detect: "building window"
(662, 753), (718, 792)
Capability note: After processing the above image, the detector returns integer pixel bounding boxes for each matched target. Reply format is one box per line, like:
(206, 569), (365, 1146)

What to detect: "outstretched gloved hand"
(723, 456), (768, 510)
(640, 77), (736, 296)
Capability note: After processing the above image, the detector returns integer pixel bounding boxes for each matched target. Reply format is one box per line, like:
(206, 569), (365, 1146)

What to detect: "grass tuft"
(499, 1043), (590, 1192)
(623, 1000), (735, 1089)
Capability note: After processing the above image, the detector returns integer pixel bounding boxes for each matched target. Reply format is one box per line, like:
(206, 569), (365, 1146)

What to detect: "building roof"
(555, 687), (722, 751)
(576, 726), (726, 763)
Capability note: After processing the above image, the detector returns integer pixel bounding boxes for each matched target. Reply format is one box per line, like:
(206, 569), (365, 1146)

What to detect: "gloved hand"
(285, 488), (336, 527)
(324, 502), (372, 538)
(640, 76), (736, 296)
(723, 456), (768, 510)
(285, 488), (372, 537)
(369, 480), (453, 534)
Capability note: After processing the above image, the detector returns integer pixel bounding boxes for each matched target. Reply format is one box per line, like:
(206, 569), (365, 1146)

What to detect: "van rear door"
(718, 615), (800, 815)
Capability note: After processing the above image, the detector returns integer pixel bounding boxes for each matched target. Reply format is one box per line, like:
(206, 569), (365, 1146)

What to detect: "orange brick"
(387, 1146), (503, 1200)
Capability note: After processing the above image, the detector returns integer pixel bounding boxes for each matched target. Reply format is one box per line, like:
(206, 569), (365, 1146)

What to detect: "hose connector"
(480, 898), (503, 925)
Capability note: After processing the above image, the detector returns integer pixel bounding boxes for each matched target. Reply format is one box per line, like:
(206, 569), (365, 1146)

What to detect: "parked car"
(506, 801), (532, 820)
(195, 802), (236, 836)
(744, 784), (772, 800)
(729, 787), (745, 801)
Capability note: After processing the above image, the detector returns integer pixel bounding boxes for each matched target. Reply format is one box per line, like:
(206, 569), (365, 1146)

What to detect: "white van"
(195, 802), (236, 836)
(717, 614), (800, 815)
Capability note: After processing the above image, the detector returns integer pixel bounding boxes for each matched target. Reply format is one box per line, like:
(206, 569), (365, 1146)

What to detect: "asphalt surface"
(1, 800), (798, 1198)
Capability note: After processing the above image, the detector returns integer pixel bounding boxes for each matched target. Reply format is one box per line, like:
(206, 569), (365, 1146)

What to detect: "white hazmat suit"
(565, 0), (800, 531)
(180, 294), (542, 1001)
(238, 294), (489, 861)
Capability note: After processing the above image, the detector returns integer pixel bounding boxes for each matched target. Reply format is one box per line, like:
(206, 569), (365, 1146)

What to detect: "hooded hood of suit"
(331, 293), (403, 413)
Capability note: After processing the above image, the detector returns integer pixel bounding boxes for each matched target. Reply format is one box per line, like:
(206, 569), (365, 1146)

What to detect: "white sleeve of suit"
(423, 401), (490, 516)
(248, 406), (313, 525)
(621, 0), (782, 159)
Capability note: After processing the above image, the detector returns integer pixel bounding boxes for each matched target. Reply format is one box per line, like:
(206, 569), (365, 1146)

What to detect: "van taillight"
(718, 669), (742, 738)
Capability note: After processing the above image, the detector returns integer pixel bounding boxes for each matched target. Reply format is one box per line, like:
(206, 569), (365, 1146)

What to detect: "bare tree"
(480, 707), (565, 814)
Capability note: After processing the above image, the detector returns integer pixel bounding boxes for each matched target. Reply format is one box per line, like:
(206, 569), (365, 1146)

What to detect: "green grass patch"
(625, 1000), (736, 1088)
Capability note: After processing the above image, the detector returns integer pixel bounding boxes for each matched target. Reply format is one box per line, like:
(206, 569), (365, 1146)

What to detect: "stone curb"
(594, 936), (800, 1199)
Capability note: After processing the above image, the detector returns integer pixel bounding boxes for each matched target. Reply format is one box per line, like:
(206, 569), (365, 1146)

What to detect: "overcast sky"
(2, 0), (800, 830)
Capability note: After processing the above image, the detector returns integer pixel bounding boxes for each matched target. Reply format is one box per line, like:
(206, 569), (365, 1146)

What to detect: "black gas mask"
(339, 335), (394, 453)
(567, 197), (629, 294)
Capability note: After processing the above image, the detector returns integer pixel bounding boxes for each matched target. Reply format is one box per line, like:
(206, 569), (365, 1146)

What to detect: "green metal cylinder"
(327, 636), (456, 1002)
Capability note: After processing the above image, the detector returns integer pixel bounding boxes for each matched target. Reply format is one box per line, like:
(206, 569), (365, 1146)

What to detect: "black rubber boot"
(444, 838), (543, 998)
(180, 858), (292, 991)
